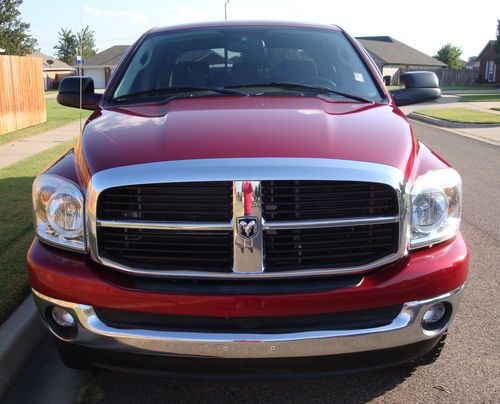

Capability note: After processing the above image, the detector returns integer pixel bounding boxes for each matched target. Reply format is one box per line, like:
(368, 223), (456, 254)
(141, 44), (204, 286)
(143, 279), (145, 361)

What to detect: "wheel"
(417, 331), (447, 365)
(405, 331), (448, 369)
(55, 341), (96, 371)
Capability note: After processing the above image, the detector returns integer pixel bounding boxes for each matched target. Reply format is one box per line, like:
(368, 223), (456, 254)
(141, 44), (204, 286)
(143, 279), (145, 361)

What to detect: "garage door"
(84, 68), (105, 89)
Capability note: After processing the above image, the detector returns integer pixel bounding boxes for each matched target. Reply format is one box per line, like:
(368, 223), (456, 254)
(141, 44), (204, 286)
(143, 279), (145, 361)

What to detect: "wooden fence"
(0, 55), (46, 136)
(404, 66), (480, 86)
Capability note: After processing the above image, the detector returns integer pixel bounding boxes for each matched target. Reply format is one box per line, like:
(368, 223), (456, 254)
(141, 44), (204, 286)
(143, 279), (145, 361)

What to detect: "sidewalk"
(399, 96), (500, 146)
(0, 121), (81, 170)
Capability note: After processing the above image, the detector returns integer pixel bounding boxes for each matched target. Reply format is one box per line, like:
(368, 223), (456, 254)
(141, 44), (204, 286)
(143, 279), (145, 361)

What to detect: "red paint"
(28, 234), (468, 318)
(242, 182), (253, 215)
(29, 21), (469, 337)
(79, 98), (415, 178)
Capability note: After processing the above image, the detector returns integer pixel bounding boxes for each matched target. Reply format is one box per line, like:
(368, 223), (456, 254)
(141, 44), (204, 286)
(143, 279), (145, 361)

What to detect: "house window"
(485, 60), (496, 82)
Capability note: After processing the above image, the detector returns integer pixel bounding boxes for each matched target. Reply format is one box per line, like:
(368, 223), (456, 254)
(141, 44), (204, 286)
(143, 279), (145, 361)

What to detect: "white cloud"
(84, 6), (147, 24)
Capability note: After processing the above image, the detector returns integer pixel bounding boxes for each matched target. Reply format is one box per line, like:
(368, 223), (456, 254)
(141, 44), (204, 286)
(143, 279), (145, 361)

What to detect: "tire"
(405, 331), (448, 368)
(56, 341), (95, 371)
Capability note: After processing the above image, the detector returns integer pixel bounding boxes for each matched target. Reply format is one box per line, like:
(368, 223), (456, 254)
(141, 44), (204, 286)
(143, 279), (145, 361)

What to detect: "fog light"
(422, 303), (446, 324)
(51, 306), (76, 328)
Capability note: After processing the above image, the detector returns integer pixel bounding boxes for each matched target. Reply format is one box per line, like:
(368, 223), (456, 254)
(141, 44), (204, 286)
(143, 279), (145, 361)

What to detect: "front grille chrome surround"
(87, 158), (408, 279)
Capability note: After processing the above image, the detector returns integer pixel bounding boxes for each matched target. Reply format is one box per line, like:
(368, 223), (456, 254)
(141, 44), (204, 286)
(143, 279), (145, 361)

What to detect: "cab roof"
(147, 21), (342, 35)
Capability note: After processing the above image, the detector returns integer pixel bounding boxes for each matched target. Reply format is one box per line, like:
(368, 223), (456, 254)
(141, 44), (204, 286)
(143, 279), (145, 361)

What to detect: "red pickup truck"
(29, 21), (468, 377)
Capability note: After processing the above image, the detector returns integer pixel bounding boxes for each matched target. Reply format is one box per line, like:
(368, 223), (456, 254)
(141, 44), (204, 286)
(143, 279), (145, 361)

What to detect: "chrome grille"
(89, 158), (405, 279)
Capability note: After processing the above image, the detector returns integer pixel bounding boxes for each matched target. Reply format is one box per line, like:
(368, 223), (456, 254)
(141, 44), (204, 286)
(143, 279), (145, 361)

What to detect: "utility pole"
(225, 0), (230, 20)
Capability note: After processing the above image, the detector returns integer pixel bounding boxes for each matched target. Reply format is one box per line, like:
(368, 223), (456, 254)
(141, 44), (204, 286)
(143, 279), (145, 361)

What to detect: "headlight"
(409, 168), (462, 249)
(32, 174), (86, 252)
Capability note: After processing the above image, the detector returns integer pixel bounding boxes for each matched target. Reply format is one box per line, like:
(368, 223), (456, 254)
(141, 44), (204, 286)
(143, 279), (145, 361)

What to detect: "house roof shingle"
(75, 37), (446, 69)
(82, 46), (130, 67)
(477, 40), (495, 59)
(29, 51), (74, 70)
(356, 36), (446, 67)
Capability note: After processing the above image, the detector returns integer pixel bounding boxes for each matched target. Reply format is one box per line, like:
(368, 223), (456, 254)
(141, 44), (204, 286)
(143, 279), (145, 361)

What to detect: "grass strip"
(458, 94), (500, 102)
(0, 139), (76, 323)
(413, 108), (500, 124)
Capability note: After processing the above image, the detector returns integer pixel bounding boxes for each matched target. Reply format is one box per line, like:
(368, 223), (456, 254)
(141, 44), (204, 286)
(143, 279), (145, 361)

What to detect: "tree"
(53, 28), (78, 64)
(76, 26), (97, 60)
(0, 0), (38, 55)
(54, 25), (97, 65)
(495, 19), (500, 63)
(434, 44), (463, 68)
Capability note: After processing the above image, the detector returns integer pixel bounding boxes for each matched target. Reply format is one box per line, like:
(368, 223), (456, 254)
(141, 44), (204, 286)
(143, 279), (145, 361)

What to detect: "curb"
(0, 295), (46, 397)
(408, 113), (500, 129)
(408, 118), (500, 147)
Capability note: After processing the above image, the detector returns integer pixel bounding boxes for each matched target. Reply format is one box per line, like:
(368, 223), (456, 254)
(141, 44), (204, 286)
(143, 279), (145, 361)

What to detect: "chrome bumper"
(32, 286), (464, 359)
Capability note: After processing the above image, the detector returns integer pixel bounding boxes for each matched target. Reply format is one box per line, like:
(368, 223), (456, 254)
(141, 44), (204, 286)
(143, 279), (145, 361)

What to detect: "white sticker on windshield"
(354, 72), (364, 82)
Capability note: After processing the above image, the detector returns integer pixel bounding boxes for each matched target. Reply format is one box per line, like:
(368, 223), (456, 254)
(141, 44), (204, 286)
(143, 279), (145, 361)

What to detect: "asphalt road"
(3, 122), (499, 404)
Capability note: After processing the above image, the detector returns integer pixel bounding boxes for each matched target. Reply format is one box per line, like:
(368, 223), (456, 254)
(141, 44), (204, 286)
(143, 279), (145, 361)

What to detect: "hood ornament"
(237, 217), (259, 240)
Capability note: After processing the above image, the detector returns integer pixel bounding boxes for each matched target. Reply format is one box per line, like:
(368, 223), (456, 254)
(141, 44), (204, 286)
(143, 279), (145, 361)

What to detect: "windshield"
(111, 26), (383, 102)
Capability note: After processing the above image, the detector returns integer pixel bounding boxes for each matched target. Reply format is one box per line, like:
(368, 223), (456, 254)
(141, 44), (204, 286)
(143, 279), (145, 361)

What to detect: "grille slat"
(98, 227), (233, 272)
(98, 182), (232, 222)
(264, 223), (399, 272)
(261, 180), (398, 221)
(98, 181), (233, 272)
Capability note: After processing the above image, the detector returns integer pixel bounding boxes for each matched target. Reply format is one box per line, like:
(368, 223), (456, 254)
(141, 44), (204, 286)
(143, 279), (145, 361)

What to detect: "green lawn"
(442, 85), (499, 91)
(0, 139), (76, 324)
(413, 108), (500, 124)
(388, 85), (499, 91)
(458, 93), (500, 102)
(0, 99), (91, 146)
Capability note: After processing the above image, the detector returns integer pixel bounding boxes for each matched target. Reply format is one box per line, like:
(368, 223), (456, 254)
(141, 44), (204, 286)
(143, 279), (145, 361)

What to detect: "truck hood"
(79, 96), (415, 178)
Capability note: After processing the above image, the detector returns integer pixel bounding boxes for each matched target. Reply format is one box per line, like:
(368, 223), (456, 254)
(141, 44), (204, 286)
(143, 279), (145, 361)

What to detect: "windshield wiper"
(111, 86), (248, 103)
(226, 82), (374, 103)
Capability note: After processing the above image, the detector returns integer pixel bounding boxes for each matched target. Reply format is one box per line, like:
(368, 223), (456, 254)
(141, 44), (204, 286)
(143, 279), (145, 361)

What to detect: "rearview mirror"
(57, 77), (102, 110)
(390, 71), (441, 107)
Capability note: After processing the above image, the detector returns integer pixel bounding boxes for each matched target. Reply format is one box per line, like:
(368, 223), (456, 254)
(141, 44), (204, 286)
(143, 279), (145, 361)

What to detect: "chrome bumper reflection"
(32, 286), (464, 359)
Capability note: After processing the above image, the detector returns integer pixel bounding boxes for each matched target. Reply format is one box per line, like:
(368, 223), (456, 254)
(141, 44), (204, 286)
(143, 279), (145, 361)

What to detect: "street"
(3, 121), (499, 404)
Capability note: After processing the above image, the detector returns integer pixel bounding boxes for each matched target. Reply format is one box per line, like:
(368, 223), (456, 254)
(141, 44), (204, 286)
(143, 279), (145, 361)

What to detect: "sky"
(20, 0), (499, 60)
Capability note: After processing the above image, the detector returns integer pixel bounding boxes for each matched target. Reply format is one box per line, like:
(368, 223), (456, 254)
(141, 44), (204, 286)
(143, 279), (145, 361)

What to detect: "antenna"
(225, 0), (230, 20)
(79, 0), (83, 136)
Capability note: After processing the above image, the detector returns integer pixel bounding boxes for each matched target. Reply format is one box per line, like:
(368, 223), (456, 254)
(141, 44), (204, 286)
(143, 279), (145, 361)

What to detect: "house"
(476, 41), (499, 83)
(80, 45), (129, 89)
(356, 36), (446, 85)
(80, 46), (229, 88)
(30, 51), (75, 90)
(465, 58), (480, 71)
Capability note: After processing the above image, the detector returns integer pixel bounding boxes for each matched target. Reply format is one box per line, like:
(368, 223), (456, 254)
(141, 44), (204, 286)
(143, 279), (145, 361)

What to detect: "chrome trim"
(33, 174), (87, 253)
(87, 251), (403, 279)
(97, 220), (233, 231)
(36, 224), (87, 253)
(263, 216), (399, 230)
(32, 285), (464, 359)
(87, 158), (408, 279)
(232, 181), (264, 273)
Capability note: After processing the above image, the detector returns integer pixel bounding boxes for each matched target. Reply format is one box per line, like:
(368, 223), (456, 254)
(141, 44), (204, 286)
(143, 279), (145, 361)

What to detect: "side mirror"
(390, 71), (441, 107)
(57, 77), (102, 110)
